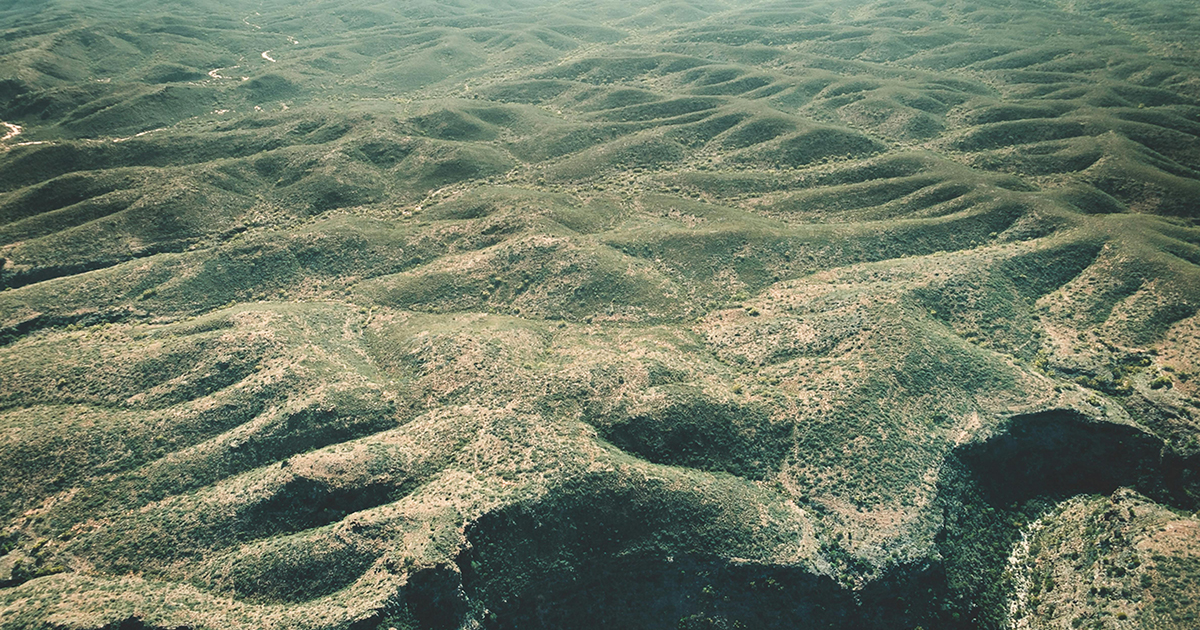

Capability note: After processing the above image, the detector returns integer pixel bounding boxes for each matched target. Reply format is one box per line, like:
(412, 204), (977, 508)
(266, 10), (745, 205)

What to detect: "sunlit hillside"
(2, 1), (1199, 628)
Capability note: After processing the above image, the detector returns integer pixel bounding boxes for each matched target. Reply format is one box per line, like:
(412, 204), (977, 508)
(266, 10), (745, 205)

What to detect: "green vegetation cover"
(1, 0), (1199, 628)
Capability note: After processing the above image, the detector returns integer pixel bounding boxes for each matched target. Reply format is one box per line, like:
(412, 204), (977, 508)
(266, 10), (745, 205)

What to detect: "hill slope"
(2, 1), (1200, 629)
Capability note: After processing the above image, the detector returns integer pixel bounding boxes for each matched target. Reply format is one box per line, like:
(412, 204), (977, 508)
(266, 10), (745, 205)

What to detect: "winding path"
(1, 122), (22, 142)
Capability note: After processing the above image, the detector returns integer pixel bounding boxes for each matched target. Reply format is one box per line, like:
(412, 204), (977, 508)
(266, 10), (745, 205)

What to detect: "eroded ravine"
(418, 411), (1199, 630)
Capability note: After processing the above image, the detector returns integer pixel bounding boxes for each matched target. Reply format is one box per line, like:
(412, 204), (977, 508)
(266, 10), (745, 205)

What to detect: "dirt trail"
(1, 122), (22, 142)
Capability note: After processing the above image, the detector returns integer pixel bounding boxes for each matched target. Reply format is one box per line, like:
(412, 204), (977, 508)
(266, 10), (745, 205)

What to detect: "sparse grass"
(1, 0), (1200, 628)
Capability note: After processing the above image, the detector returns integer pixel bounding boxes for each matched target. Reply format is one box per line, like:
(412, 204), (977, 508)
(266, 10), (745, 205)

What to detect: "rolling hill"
(2, 0), (1200, 628)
